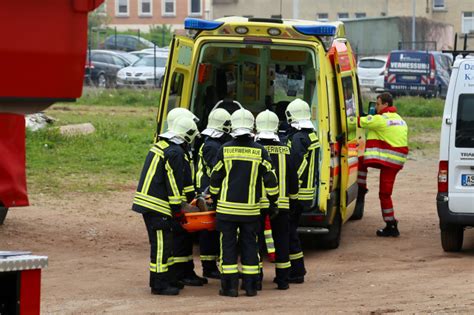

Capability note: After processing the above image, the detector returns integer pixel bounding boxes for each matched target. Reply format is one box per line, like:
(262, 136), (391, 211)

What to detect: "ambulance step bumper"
(297, 227), (329, 234)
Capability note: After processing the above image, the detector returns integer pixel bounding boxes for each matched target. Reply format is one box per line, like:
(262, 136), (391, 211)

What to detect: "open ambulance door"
(331, 40), (360, 222)
(156, 36), (196, 135)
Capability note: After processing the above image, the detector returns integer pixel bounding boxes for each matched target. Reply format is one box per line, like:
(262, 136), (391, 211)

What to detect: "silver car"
(116, 53), (168, 88)
(357, 56), (388, 92)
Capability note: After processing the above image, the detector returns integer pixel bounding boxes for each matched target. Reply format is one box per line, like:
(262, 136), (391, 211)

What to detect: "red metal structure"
(0, 0), (104, 225)
(1, 3), (103, 311)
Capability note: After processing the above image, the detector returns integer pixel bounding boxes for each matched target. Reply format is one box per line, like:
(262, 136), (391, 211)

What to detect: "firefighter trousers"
(143, 212), (173, 290)
(217, 218), (260, 291)
(171, 225), (195, 280)
(258, 211), (291, 285)
(358, 164), (400, 222)
(199, 230), (219, 272)
(289, 205), (306, 278)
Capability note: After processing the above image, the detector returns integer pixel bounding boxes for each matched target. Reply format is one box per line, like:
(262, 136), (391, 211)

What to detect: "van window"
(388, 51), (429, 74)
(190, 43), (317, 130)
(163, 72), (185, 130)
(342, 76), (357, 140)
(358, 59), (385, 69)
(455, 94), (474, 148)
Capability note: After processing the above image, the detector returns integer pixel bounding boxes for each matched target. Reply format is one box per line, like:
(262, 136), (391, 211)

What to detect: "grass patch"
(405, 116), (442, 152)
(26, 105), (157, 195)
(71, 88), (161, 107)
(394, 97), (444, 117)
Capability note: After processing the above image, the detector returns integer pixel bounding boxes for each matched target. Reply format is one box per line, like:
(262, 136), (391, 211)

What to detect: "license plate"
(402, 75), (417, 81)
(461, 174), (474, 186)
(361, 79), (373, 84)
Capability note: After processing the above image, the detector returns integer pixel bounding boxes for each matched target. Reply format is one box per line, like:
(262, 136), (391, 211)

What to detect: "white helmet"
(161, 108), (199, 140)
(170, 116), (200, 144)
(255, 110), (279, 141)
(285, 98), (314, 130)
(202, 108), (232, 138)
(230, 109), (254, 137)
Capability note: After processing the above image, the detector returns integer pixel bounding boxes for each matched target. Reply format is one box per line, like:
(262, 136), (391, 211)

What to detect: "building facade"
(97, 0), (211, 31)
(212, 0), (474, 48)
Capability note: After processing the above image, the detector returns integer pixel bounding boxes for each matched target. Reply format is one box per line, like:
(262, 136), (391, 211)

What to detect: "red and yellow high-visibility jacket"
(358, 106), (409, 170)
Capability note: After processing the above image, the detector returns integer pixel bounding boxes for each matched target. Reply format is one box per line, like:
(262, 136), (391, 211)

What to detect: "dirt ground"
(1, 157), (473, 314)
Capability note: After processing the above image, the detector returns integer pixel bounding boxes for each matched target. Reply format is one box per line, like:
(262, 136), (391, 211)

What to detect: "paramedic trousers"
(199, 230), (220, 272)
(358, 164), (400, 222)
(289, 204), (306, 278)
(143, 212), (173, 290)
(171, 225), (195, 280)
(217, 218), (260, 291)
(258, 211), (291, 285)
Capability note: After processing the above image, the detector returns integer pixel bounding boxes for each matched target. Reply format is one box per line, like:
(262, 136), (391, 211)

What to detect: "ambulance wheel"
(0, 206), (8, 225)
(440, 223), (464, 252)
(319, 212), (342, 250)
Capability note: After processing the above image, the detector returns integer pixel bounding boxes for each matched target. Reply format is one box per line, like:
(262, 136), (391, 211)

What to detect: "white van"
(437, 56), (474, 252)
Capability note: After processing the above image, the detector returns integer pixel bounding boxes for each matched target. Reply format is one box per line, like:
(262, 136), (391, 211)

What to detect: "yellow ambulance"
(156, 17), (366, 249)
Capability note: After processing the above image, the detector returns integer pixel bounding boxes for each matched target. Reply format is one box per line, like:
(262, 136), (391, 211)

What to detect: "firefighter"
(357, 92), (408, 237)
(255, 110), (299, 290)
(195, 108), (232, 279)
(210, 108), (279, 297)
(285, 98), (320, 284)
(132, 116), (199, 295)
(163, 108), (208, 286)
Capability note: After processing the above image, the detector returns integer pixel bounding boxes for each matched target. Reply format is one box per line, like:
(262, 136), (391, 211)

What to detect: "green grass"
(73, 88), (161, 107)
(405, 116), (442, 151)
(26, 105), (157, 195)
(394, 97), (444, 117)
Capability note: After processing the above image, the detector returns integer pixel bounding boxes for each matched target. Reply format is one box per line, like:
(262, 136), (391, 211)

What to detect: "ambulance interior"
(187, 43), (318, 134)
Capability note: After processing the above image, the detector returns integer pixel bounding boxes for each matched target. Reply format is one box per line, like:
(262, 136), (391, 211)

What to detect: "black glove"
(173, 210), (186, 224)
(268, 204), (279, 220)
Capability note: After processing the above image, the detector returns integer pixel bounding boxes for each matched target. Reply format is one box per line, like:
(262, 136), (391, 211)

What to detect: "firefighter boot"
(242, 275), (258, 297)
(202, 261), (220, 279)
(219, 274), (238, 297)
(376, 221), (400, 237)
(151, 274), (180, 296)
(274, 268), (290, 290)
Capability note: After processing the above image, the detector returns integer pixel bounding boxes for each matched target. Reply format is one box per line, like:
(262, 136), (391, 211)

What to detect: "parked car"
(129, 47), (170, 58)
(84, 50), (132, 88)
(437, 55), (474, 252)
(116, 52), (168, 88)
(384, 50), (452, 98)
(114, 51), (139, 64)
(357, 56), (387, 92)
(102, 35), (155, 52)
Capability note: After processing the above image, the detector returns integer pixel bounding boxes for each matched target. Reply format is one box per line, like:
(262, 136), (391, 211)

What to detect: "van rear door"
(448, 60), (474, 214)
(331, 41), (359, 221)
(156, 37), (195, 133)
(385, 51), (431, 94)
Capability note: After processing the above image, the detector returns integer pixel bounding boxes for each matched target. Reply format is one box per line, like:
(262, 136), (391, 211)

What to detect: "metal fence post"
(154, 43), (157, 88)
(114, 26), (117, 50)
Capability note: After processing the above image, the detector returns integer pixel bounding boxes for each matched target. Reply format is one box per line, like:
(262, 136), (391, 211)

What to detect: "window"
(355, 12), (366, 18)
(189, 0), (202, 16)
(358, 59), (386, 69)
(116, 0), (129, 16)
(462, 12), (474, 34)
(455, 94), (474, 148)
(433, 0), (445, 10)
(338, 13), (349, 20)
(112, 55), (127, 67)
(317, 13), (328, 22)
(342, 77), (357, 141)
(139, 0), (152, 16)
(163, 72), (185, 130)
(162, 0), (176, 16)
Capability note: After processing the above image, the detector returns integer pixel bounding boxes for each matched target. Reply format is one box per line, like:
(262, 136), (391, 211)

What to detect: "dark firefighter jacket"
(132, 139), (186, 217)
(256, 138), (299, 211)
(195, 136), (226, 193)
(287, 128), (320, 209)
(210, 136), (279, 222)
(183, 150), (196, 203)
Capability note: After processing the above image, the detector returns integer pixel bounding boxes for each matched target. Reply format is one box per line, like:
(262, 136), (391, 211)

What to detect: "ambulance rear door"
(331, 40), (360, 221)
(156, 36), (196, 134)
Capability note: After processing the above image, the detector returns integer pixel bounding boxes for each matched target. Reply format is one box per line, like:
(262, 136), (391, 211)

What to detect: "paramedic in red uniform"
(357, 92), (409, 237)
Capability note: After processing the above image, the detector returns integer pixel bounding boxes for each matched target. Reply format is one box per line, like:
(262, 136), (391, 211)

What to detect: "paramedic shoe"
(203, 269), (221, 279)
(376, 221), (400, 237)
(288, 276), (304, 284)
(151, 286), (180, 295)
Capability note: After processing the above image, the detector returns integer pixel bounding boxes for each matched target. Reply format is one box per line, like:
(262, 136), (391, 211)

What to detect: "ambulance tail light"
(429, 54), (436, 83)
(307, 214), (325, 222)
(438, 160), (448, 193)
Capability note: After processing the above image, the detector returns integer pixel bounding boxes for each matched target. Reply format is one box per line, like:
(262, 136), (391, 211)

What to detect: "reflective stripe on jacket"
(196, 136), (225, 193)
(210, 136), (279, 221)
(132, 140), (185, 216)
(358, 107), (408, 170)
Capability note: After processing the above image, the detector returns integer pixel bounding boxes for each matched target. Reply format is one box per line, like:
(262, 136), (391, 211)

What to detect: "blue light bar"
(293, 25), (336, 36)
(184, 18), (224, 30)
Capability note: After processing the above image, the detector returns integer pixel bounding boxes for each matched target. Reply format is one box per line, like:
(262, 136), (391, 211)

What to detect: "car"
(84, 50), (133, 88)
(357, 56), (387, 92)
(116, 53), (168, 88)
(114, 51), (140, 64)
(437, 54), (474, 252)
(129, 48), (170, 58)
(155, 17), (369, 249)
(102, 35), (156, 52)
(384, 50), (452, 98)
